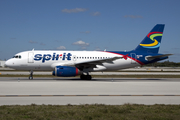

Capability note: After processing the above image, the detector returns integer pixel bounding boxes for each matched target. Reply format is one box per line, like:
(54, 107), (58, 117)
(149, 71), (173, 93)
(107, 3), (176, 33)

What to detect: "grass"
(0, 104), (180, 120)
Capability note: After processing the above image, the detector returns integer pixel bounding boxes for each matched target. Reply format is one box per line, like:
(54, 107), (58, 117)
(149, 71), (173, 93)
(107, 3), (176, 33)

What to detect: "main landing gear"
(80, 74), (92, 80)
(29, 70), (33, 80)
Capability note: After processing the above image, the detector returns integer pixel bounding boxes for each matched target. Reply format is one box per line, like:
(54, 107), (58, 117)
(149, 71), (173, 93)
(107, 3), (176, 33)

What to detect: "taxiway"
(1, 71), (180, 75)
(0, 77), (180, 105)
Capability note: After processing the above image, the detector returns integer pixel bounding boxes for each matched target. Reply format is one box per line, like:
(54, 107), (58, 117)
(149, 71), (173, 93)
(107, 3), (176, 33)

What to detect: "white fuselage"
(5, 50), (140, 72)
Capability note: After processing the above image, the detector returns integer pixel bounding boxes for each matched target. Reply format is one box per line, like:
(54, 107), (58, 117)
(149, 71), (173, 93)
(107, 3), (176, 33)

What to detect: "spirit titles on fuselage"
(34, 53), (72, 63)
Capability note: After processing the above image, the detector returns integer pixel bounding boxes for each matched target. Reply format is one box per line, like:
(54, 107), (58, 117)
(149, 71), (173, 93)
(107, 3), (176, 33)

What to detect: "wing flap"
(74, 56), (123, 70)
(75, 56), (123, 65)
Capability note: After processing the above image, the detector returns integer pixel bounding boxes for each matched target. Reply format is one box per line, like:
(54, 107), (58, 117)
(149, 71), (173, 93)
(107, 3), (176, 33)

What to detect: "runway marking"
(0, 95), (180, 97)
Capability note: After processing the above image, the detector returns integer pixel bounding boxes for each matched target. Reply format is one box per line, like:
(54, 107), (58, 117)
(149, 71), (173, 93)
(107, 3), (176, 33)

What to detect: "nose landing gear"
(29, 70), (33, 80)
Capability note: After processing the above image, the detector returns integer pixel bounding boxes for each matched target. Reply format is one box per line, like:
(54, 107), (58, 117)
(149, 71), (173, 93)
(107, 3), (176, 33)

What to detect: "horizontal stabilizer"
(146, 54), (173, 61)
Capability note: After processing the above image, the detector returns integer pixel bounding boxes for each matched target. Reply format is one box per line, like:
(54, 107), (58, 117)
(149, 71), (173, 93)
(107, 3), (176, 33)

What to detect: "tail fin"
(135, 24), (165, 53)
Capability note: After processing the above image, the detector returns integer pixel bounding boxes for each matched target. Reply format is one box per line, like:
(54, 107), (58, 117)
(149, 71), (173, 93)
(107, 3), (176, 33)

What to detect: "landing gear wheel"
(29, 76), (33, 80)
(80, 75), (85, 80)
(29, 70), (33, 80)
(86, 75), (92, 80)
(80, 75), (92, 80)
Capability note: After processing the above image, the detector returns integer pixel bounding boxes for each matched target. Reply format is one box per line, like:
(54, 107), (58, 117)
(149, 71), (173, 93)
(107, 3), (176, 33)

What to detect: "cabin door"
(131, 53), (137, 64)
(28, 52), (34, 63)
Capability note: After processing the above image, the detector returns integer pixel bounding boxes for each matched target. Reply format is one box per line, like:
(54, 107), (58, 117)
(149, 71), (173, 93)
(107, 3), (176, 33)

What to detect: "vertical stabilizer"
(135, 24), (165, 53)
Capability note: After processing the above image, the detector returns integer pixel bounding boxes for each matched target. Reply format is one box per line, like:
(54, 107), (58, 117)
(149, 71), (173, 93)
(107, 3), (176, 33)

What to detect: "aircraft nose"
(5, 61), (8, 67)
(5, 60), (12, 67)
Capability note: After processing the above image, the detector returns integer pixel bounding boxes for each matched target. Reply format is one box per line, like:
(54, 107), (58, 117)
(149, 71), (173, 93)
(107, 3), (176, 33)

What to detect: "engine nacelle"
(52, 66), (81, 77)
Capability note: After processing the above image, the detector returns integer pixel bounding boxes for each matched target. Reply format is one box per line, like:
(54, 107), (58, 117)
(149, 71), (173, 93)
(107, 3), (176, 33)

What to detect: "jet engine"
(52, 66), (81, 77)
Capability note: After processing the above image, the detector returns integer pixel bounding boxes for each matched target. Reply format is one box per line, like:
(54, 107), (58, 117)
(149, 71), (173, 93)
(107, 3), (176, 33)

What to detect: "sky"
(0, 0), (180, 62)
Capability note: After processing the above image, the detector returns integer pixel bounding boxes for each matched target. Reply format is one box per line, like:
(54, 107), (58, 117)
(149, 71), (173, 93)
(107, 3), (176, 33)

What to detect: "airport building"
(0, 60), (5, 67)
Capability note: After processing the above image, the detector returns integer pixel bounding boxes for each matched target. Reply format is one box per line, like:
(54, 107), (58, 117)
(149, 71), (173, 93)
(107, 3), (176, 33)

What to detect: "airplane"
(5, 24), (172, 80)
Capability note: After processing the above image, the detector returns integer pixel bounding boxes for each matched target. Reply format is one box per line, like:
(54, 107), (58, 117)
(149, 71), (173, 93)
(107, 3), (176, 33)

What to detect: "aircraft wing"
(50, 56), (123, 69)
(67, 56), (124, 71)
(76, 56), (123, 64)
(74, 56), (123, 70)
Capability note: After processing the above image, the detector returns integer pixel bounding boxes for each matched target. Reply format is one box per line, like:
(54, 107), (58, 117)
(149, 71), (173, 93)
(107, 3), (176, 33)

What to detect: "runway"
(0, 77), (180, 105)
(1, 71), (180, 75)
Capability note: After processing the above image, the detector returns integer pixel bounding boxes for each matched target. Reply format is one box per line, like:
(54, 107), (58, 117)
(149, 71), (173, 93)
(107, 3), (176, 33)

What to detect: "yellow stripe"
(140, 39), (158, 47)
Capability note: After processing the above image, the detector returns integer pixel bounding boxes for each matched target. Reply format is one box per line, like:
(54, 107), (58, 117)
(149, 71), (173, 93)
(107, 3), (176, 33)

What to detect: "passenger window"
(19, 56), (21, 59)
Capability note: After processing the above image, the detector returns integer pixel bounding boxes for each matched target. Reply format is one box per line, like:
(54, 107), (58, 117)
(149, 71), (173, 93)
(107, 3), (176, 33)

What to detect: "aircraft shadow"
(4, 77), (170, 82)
(52, 78), (164, 82)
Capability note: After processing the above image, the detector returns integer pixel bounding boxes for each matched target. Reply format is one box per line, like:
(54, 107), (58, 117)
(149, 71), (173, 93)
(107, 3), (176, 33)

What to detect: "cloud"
(72, 40), (90, 49)
(40, 43), (46, 46)
(28, 41), (46, 46)
(56, 46), (66, 50)
(54, 40), (61, 43)
(80, 31), (91, 34)
(124, 15), (143, 19)
(73, 40), (89, 46)
(91, 12), (101, 16)
(81, 47), (88, 50)
(29, 40), (38, 44)
(62, 8), (88, 13)
(94, 47), (101, 51)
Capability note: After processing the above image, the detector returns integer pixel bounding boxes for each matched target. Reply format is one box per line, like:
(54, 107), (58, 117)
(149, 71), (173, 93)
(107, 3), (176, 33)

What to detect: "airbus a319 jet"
(5, 24), (172, 80)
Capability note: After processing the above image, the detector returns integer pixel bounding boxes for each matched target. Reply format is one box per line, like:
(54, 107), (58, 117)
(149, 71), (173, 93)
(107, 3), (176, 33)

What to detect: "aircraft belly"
(14, 62), (53, 71)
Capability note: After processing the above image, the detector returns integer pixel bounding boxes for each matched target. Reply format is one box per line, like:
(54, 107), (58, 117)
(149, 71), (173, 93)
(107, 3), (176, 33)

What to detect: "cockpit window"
(13, 55), (22, 59)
